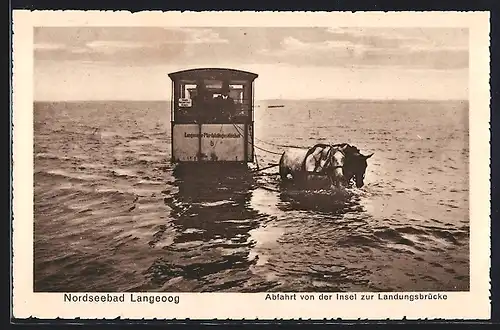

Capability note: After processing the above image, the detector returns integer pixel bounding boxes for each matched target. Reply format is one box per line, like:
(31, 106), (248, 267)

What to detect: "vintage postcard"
(12, 10), (491, 320)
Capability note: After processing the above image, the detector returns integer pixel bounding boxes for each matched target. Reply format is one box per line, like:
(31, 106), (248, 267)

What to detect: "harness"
(301, 144), (346, 175)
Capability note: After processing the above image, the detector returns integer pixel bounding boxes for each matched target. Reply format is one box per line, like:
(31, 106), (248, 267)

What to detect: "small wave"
(73, 190), (137, 209)
(76, 163), (106, 170)
(199, 200), (233, 207)
(337, 234), (380, 247)
(183, 228), (206, 234)
(128, 139), (155, 146)
(35, 153), (69, 161)
(35, 169), (108, 183)
(395, 226), (428, 236)
(424, 228), (463, 245)
(99, 131), (122, 138)
(110, 168), (138, 178)
(373, 228), (416, 247)
(136, 158), (160, 165)
(134, 180), (163, 186)
(128, 134), (149, 140)
(35, 170), (84, 183)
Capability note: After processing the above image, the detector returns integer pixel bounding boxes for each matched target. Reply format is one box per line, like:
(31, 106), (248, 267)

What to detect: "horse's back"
(279, 147), (309, 179)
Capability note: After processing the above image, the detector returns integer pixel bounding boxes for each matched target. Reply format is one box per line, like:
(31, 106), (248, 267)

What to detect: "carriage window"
(212, 85), (243, 101)
(175, 80), (252, 124)
(183, 84), (197, 100)
(230, 84), (244, 104)
(205, 80), (222, 90)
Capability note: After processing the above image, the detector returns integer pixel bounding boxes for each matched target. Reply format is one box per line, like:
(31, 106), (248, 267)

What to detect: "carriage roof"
(168, 68), (259, 83)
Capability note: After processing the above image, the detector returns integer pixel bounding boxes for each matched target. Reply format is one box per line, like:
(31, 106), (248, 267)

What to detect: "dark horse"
(341, 144), (373, 188)
(278, 143), (373, 189)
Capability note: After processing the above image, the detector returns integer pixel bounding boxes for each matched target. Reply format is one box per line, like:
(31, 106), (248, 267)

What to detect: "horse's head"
(344, 147), (373, 188)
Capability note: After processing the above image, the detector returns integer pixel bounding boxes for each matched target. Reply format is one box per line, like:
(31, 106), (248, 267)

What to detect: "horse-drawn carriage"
(168, 67), (373, 189)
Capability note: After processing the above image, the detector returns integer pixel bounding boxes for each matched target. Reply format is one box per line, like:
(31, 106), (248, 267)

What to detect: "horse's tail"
(278, 150), (288, 180)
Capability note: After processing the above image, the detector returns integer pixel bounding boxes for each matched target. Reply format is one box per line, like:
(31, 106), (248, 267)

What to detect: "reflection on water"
(144, 164), (279, 292)
(143, 164), (368, 292)
(168, 163), (259, 244)
(278, 181), (364, 215)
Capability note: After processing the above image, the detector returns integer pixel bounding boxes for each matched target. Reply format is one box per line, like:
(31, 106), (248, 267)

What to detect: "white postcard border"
(12, 10), (491, 320)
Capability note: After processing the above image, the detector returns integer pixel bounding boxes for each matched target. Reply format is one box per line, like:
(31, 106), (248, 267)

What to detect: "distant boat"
(267, 105), (285, 108)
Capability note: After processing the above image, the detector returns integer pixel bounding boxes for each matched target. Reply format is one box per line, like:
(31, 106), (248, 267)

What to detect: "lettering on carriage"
(184, 132), (240, 139)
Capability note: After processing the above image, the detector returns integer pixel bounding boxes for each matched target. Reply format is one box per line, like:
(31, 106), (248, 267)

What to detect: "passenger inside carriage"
(214, 81), (236, 122)
(180, 79), (247, 124)
(191, 80), (208, 122)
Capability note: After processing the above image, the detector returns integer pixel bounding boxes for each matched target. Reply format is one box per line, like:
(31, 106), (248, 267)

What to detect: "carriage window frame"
(174, 79), (252, 124)
(182, 83), (197, 99)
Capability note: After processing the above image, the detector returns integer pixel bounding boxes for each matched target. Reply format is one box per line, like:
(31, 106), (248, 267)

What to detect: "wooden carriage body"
(168, 68), (258, 164)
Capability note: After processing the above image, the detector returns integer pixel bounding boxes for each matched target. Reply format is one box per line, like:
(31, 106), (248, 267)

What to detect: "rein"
(301, 144), (345, 175)
(323, 147), (345, 171)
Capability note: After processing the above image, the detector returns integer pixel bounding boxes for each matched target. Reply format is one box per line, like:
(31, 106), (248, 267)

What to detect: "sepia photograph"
(12, 11), (491, 320)
(33, 24), (470, 293)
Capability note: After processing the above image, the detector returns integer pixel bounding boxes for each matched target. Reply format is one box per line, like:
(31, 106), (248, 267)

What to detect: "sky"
(33, 27), (469, 101)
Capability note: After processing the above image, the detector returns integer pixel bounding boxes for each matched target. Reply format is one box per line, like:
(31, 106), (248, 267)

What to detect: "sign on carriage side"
(200, 124), (246, 161)
(183, 132), (241, 139)
(172, 124), (247, 162)
(178, 98), (192, 108)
